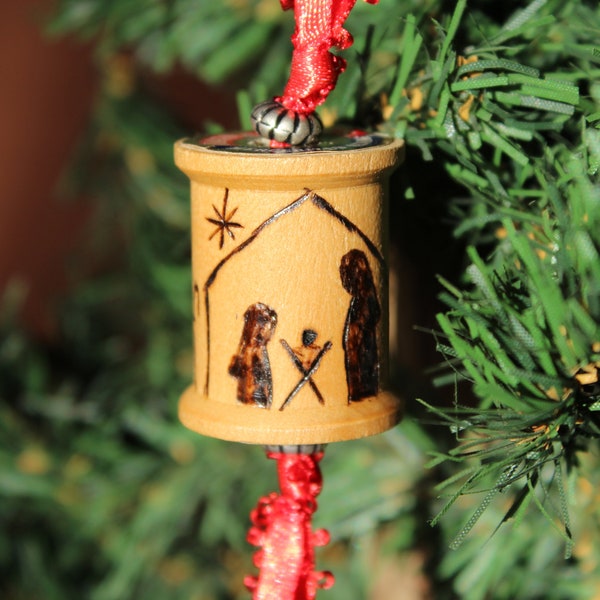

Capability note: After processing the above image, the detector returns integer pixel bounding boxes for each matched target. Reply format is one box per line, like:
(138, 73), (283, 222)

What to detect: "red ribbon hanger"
(278, 0), (378, 115)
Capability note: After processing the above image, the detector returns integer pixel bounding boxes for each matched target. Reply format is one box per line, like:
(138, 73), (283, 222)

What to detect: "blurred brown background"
(0, 1), (97, 337)
(0, 1), (242, 340)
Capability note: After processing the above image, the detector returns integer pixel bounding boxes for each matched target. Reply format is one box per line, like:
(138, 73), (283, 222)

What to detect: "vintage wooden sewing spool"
(175, 131), (404, 445)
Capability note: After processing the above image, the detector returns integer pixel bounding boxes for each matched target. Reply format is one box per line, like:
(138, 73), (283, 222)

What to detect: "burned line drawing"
(206, 188), (243, 249)
(193, 282), (200, 321)
(340, 249), (381, 401)
(228, 303), (278, 408)
(279, 330), (332, 411)
(200, 189), (385, 399)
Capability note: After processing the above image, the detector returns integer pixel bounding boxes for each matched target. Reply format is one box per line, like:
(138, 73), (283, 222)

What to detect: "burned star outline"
(206, 188), (244, 249)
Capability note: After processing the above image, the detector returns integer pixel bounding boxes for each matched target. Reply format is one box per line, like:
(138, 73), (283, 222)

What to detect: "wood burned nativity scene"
(197, 190), (385, 411)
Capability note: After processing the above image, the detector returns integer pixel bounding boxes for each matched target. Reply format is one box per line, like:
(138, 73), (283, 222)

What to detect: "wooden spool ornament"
(175, 1), (403, 597)
(175, 132), (404, 445)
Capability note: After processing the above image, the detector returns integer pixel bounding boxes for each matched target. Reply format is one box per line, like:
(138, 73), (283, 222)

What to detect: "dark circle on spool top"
(193, 130), (392, 154)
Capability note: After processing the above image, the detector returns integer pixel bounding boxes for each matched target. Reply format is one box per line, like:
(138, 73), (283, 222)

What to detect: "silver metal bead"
(263, 445), (327, 454)
(250, 101), (323, 146)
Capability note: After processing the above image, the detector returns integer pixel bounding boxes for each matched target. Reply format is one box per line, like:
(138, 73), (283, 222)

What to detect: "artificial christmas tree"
(2, 0), (599, 598)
